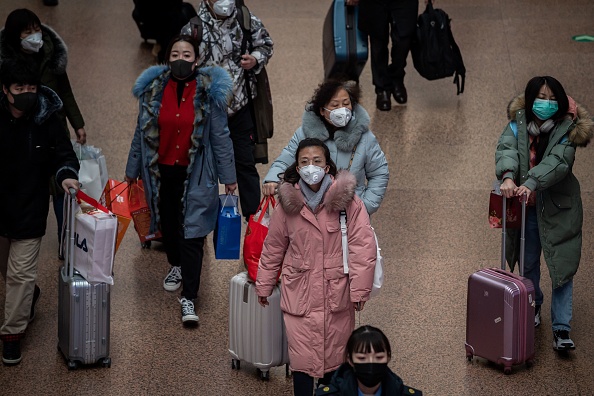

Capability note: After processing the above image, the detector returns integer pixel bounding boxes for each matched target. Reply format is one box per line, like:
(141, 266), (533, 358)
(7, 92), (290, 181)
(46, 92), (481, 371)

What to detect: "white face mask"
(298, 165), (327, 186)
(21, 32), (43, 53)
(212, 0), (236, 17)
(324, 107), (352, 128)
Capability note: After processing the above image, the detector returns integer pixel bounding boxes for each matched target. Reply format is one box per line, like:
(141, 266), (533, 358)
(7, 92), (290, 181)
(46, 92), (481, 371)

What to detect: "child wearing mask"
(316, 326), (423, 396)
(256, 138), (377, 396)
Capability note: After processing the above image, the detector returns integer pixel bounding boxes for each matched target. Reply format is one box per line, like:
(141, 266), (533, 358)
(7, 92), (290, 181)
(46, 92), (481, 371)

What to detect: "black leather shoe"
(43, 0), (59, 5)
(393, 82), (408, 104)
(376, 91), (391, 111)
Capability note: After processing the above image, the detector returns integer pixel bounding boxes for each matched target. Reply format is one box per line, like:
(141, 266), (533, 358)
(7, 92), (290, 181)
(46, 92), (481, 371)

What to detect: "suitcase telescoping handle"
(500, 193), (526, 276)
(64, 188), (78, 279)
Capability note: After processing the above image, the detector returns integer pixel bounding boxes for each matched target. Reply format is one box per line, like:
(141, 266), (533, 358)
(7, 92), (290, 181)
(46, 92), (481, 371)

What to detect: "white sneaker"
(179, 297), (199, 326)
(163, 266), (182, 291)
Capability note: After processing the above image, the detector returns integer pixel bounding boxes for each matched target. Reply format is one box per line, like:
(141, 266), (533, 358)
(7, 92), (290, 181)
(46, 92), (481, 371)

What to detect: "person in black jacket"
(316, 325), (423, 396)
(0, 59), (79, 366)
(354, 0), (419, 110)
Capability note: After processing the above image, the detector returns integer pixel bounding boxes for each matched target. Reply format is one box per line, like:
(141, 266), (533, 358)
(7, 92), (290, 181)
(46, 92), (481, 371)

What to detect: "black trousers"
(293, 370), (335, 396)
(368, 2), (418, 93)
(228, 106), (260, 219)
(158, 164), (205, 301)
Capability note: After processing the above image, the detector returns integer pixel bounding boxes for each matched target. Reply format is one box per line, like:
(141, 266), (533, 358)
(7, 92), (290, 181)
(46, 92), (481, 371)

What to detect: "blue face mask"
(532, 98), (558, 120)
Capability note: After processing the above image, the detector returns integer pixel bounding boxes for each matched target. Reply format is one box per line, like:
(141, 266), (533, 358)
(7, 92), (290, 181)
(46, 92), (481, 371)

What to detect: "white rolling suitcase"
(229, 272), (289, 380)
(57, 189), (111, 370)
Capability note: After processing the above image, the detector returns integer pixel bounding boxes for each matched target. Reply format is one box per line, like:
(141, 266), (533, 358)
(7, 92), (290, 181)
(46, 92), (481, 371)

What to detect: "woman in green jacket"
(495, 76), (593, 352)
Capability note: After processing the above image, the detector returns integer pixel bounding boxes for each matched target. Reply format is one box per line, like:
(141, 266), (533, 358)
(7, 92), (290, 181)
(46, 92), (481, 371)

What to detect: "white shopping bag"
(74, 209), (117, 285)
(73, 141), (109, 201)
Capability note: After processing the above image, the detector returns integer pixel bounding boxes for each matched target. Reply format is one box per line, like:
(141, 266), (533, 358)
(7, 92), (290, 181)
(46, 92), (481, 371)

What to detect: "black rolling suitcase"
(322, 0), (368, 82)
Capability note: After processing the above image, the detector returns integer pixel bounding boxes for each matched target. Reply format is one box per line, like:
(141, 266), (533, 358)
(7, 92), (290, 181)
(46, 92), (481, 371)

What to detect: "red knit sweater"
(157, 79), (196, 166)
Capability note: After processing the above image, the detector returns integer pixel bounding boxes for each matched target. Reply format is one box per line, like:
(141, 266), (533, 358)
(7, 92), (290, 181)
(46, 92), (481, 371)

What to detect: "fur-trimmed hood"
(132, 64), (232, 110)
(277, 171), (357, 215)
(0, 24), (68, 75)
(301, 105), (371, 152)
(507, 94), (594, 147)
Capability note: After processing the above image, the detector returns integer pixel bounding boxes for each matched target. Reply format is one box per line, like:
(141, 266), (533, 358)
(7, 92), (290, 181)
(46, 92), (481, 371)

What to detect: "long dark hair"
(524, 76), (569, 163)
(3, 9), (42, 51)
(307, 79), (360, 126)
(345, 325), (392, 362)
(281, 138), (337, 185)
(164, 34), (201, 64)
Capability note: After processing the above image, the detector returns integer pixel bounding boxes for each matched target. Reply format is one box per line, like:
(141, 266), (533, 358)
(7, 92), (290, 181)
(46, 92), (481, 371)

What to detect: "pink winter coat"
(255, 171), (376, 378)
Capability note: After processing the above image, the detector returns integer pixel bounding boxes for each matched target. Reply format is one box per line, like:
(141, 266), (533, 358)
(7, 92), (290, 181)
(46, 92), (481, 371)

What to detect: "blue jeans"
(524, 207), (573, 331)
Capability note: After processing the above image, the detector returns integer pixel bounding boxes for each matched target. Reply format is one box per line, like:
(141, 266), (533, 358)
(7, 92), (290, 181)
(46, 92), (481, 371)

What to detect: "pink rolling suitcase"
(229, 272), (290, 381)
(465, 194), (535, 374)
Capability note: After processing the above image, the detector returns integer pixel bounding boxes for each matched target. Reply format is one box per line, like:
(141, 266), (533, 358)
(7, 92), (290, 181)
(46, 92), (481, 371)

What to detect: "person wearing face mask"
(263, 79), (389, 217)
(181, 0), (274, 222)
(0, 59), (80, 366)
(0, 8), (88, 260)
(315, 326), (423, 396)
(496, 76), (593, 352)
(125, 35), (237, 326)
(256, 138), (377, 396)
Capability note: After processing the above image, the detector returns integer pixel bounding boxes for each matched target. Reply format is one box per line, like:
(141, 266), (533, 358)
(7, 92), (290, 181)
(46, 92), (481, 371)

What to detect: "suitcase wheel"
(257, 368), (270, 381)
(526, 359), (534, 368)
(101, 357), (112, 368)
(141, 241), (152, 249)
(231, 359), (240, 370)
(67, 360), (78, 370)
(503, 367), (512, 375)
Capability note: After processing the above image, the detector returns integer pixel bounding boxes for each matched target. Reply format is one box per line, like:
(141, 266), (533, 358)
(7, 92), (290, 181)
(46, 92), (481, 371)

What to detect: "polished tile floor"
(1, 0), (594, 395)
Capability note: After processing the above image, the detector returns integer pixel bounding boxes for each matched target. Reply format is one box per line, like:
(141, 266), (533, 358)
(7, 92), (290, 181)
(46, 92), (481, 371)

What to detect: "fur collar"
(0, 24), (68, 75)
(507, 94), (593, 147)
(132, 65), (232, 109)
(301, 105), (370, 152)
(278, 171), (357, 215)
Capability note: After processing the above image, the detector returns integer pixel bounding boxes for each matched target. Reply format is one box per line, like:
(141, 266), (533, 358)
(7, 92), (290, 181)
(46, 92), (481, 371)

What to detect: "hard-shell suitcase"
(229, 272), (290, 381)
(57, 189), (111, 370)
(465, 194), (535, 374)
(322, 0), (368, 82)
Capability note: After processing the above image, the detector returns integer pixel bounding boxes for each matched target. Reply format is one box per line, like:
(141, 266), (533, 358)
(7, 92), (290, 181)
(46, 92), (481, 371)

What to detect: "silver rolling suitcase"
(57, 189), (111, 370)
(229, 272), (289, 381)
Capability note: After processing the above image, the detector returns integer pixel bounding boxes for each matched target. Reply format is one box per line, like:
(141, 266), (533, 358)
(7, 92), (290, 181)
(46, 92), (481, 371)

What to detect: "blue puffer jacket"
(264, 105), (389, 215)
(125, 65), (236, 238)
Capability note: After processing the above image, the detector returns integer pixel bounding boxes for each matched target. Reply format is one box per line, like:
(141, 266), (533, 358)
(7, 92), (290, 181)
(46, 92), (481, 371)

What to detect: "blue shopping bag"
(213, 194), (241, 259)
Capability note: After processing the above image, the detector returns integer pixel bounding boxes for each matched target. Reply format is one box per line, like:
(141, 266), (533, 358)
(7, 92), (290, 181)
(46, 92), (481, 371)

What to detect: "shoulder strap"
(236, 3), (252, 53)
(340, 210), (349, 274)
(347, 145), (357, 171)
(188, 16), (203, 45)
(446, 20), (465, 95)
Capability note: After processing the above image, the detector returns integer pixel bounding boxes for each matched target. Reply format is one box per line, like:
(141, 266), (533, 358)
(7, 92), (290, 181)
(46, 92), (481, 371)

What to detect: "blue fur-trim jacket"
(125, 65), (236, 238)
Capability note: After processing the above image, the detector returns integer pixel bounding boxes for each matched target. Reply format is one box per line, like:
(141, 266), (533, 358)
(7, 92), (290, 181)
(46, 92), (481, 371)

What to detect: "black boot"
(43, 0), (59, 5)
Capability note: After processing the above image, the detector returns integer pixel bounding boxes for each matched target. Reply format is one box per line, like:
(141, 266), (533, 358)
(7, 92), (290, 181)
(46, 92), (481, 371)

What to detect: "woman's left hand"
(240, 54), (257, 70)
(515, 185), (532, 201)
(354, 301), (366, 311)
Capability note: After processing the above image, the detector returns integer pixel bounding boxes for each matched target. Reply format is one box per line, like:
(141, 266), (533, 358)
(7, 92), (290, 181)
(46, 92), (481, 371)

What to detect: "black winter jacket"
(0, 86), (78, 239)
(315, 363), (423, 396)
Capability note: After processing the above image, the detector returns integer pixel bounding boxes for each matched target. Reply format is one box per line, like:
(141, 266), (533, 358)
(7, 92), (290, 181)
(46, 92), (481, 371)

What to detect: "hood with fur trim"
(0, 24), (68, 75)
(0, 85), (62, 124)
(301, 105), (371, 152)
(507, 94), (593, 147)
(277, 171), (357, 215)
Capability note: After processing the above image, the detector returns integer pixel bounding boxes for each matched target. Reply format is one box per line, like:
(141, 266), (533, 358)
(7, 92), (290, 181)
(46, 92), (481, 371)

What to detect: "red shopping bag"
(101, 179), (132, 254)
(129, 180), (162, 243)
(489, 192), (522, 229)
(244, 196), (278, 281)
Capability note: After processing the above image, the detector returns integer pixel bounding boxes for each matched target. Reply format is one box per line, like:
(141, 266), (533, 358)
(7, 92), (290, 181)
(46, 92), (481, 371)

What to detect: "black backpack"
(411, 1), (465, 95)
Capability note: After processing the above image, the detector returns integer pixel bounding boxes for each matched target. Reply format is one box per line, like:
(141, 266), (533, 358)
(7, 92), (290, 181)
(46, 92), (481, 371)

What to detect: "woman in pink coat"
(256, 138), (377, 396)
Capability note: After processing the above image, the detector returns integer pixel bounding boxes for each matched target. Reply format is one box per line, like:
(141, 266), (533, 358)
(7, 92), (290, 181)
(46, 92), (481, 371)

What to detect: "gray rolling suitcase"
(229, 272), (289, 381)
(57, 189), (111, 370)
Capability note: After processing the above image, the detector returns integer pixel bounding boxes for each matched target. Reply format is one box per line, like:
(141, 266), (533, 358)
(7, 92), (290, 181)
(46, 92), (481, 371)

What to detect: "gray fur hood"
(0, 24), (68, 75)
(277, 171), (357, 215)
(301, 105), (371, 152)
(507, 94), (593, 147)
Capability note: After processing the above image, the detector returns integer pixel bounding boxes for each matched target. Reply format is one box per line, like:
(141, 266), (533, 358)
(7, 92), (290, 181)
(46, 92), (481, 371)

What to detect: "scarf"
(298, 174), (333, 212)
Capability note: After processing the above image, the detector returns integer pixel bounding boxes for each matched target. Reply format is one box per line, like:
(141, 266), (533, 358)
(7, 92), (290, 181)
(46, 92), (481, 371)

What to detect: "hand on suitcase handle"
(62, 179), (79, 195)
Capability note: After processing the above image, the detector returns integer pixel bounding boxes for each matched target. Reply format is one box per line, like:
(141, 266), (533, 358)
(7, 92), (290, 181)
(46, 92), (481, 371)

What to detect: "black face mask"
(9, 91), (38, 112)
(170, 59), (195, 80)
(353, 363), (389, 388)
